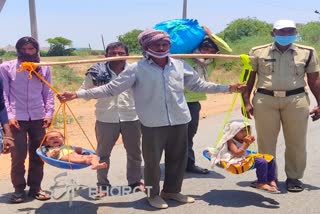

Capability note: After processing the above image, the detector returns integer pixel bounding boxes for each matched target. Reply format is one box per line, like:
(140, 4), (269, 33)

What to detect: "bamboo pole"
(34, 54), (256, 67)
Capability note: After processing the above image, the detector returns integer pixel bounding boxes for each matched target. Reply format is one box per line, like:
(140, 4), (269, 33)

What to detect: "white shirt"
(78, 63), (138, 123)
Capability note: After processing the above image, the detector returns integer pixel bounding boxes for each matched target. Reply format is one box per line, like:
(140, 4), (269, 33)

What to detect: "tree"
(46, 37), (75, 56)
(298, 21), (320, 44)
(118, 29), (143, 53)
(0, 49), (6, 56)
(221, 18), (272, 42)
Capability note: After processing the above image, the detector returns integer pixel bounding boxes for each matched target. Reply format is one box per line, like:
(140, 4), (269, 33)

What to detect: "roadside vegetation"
(1, 18), (319, 90)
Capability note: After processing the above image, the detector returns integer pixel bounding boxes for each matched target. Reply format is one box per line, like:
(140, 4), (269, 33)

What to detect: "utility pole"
(29, 0), (38, 41)
(0, 0), (6, 13)
(101, 34), (106, 50)
(182, 0), (187, 18)
(315, 10), (320, 20)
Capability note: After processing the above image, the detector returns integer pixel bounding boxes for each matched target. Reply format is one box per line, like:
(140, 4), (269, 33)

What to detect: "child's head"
(234, 126), (251, 141)
(223, 120), (251, 142)
(44, 130), (65, 147)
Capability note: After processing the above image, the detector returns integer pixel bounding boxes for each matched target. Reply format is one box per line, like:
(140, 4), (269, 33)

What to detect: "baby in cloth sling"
(44, 130), (107, 170)
(206, 120), (279, 193)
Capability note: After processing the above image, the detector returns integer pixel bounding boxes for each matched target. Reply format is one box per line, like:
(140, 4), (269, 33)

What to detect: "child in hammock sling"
(206, 120), (279, 193)
(44, 130), (107, 170)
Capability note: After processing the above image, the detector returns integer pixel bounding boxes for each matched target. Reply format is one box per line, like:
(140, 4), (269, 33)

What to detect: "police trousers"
(253, 92), (310, 179)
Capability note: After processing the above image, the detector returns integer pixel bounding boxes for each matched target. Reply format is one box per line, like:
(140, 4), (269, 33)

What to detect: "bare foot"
(256, 183), (279, 193)
(91, 162), (107, 170)
(269, 181), (278, 189)
(90, 155), (107, 170)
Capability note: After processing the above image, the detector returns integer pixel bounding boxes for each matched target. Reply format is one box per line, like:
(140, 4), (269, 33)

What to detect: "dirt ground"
(0, 93), (241, 180)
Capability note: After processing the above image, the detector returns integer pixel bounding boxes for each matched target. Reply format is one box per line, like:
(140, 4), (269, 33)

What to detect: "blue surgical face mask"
(274, 35), (297, 46)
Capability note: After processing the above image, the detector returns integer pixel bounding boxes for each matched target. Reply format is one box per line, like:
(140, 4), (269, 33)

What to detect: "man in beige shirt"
(78, 42), (143, 198)
(242, 20), (320, 193)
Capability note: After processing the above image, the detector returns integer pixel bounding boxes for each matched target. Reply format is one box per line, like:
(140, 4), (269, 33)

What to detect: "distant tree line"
(1, 18), (319, 58)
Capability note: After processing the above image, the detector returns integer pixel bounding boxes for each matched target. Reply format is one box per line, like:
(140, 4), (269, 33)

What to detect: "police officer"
(242, 20), (320, 193)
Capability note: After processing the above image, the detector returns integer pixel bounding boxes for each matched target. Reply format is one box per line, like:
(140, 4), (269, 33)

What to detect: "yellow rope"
(18, 62), (59, 94)
(18, 62), (96, 168)
(65, 103), (96, 152)
(39, 103), (63, 147)
(213, 54), (254, 150)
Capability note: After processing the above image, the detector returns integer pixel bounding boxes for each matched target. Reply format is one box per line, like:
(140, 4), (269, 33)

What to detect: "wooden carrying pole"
(33, 54), (256, 67)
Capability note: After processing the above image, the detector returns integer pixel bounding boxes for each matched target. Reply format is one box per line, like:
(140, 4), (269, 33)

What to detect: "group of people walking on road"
(0, 19), (319, 209)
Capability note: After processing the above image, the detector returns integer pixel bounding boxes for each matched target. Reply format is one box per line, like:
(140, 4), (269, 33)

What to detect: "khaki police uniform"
(249, 43), (320, 179)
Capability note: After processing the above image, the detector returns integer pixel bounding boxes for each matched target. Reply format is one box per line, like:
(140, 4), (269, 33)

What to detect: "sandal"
(250, 180), (257, 188)
(286, 178), (304, 192)
(28, 189), (51, 201)
(91, 185), (111, 199)
(92, 191), (107, 200)
(10, 192), (26, 204)
(128, 181), (145, 193)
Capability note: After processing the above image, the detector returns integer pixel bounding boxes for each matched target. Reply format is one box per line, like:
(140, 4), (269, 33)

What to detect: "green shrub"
(52, 65), (83, 91)
(90, 50), (105, 55)
(74, 49), (91, 56)
(52, 114), (74, 128)
(2, 51), (17, 58)
(0, 49), (6, 56)
(40, 50), (48, 57)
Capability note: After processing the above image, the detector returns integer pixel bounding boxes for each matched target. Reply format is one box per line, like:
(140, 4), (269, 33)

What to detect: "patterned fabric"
(138, 29), (170, 50)
(86, 62), (112, 86)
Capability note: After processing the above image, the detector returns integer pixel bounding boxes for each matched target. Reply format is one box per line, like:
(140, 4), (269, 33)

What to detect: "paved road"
(1, 97), (319, 214)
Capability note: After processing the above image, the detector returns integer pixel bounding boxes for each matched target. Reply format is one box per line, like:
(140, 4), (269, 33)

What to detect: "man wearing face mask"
(242, 20), (320, 193)
(184, 26), (232, 174)
(0, 37), (54, 203)
(57, 29), (245, 209)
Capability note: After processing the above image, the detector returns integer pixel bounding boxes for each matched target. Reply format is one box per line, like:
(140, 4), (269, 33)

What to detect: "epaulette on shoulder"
(294, 43), (314, 51)
(251, 43), (272, 51)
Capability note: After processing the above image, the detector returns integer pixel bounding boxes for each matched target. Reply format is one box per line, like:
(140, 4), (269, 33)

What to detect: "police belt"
(256, 87), (305, 98)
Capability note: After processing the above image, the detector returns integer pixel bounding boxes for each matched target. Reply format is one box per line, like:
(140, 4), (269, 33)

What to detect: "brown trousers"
(10, 120), (45, 192)
(141, 124), (188, 197)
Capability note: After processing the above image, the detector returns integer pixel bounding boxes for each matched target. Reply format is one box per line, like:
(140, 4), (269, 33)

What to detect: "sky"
(0, 0), (319, 50)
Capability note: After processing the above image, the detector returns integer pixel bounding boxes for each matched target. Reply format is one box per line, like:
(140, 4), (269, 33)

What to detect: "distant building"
(2, 45), (15, 52)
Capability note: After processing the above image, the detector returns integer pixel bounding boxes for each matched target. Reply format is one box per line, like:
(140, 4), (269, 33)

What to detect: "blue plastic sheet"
(154, 19), (205, 54)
